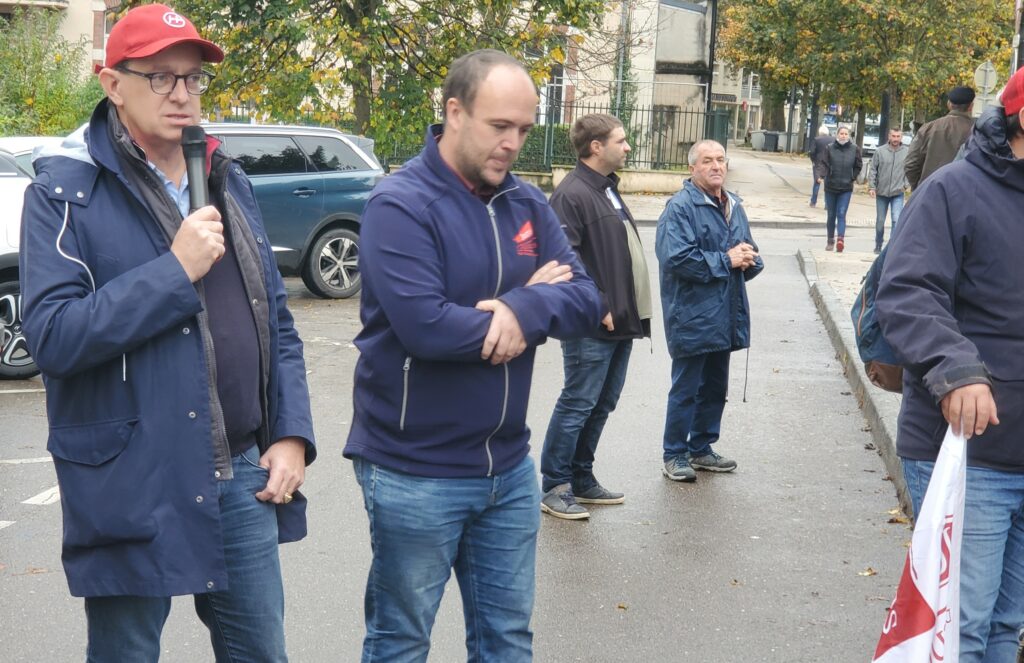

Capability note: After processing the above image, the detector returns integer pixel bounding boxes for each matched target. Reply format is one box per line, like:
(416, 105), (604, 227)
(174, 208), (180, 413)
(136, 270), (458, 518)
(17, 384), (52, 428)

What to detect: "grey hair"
(688, 139), (726, 166)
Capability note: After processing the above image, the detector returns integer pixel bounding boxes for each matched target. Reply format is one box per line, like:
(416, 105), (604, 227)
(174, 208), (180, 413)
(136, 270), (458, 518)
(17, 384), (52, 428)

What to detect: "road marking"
(0, 388), (46, 395)
(0, 457), (52, 465)
(22, 486), (60, 506)
(0, 521), (14, 530)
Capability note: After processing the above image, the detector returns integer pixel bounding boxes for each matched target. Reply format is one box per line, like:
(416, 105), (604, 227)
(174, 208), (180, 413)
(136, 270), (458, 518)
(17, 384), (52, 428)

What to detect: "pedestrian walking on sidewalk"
(655, 140), (763, 483)
(821, 125), (862, 252)
(868, 128), (909, 253)
(18, 6), (316, 660)
(876, 68), (1024, 662)
(808, 126), (834, 207)
(539, 114), (653, 520)
(905, 85), (975, 190)
(343, 49), (602, 661)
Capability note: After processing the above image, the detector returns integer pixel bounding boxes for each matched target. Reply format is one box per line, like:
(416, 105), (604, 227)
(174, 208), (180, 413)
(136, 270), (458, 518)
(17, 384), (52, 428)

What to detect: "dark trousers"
(662, 350), (731, 461)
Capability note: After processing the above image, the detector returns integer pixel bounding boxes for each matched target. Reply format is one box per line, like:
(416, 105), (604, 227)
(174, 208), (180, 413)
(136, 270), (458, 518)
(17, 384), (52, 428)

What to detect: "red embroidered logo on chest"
(514, 220), (538, 257)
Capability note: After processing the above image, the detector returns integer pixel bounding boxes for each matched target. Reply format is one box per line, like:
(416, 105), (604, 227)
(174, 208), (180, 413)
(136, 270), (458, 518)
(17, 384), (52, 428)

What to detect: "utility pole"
(614, 0), (630, 114)
(704, 0), (718, 118)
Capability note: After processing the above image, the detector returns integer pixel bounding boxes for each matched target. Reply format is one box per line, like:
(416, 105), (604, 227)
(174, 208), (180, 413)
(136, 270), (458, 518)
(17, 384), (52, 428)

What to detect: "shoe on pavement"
(662, 457), (697, 482)
(874, 246), (882, 255)
(541, 484), (590, 520)
(825, 239), (835, 251)
(836, 236), (845, 253)
(690, 451), (737, 473)
(574, 483), (625, 505)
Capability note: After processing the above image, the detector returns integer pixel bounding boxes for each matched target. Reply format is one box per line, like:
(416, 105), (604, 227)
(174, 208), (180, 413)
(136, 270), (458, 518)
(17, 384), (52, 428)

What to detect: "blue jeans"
(663, 351), (730, 461)
(902, 459), (1024, 663)
(84, 445), (286, 662)
(353, 454), (539, 663)
(540, 337), (633, 493)
(824, 189), (852, 239)
(874, 193), (904, 249)
(810, 179), (821, 206)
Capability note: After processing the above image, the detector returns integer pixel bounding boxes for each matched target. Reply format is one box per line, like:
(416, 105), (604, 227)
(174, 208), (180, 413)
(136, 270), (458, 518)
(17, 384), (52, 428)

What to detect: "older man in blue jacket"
(656, 139), (764, 482)
(19, 5), (314, 661)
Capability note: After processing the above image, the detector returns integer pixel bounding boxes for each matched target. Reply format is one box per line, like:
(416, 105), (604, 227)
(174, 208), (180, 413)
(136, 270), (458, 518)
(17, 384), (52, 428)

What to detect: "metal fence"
(216, 101), (728, 172)
(382, 102), (725, 172)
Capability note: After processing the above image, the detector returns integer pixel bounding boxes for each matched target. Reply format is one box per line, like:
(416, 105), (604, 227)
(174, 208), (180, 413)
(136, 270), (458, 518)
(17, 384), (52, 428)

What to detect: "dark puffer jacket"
(824, 140), (863, 192)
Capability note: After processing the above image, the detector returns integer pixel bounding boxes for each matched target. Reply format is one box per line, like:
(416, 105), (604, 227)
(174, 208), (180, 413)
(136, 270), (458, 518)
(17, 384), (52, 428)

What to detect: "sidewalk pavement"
(617, 147), (912, 516)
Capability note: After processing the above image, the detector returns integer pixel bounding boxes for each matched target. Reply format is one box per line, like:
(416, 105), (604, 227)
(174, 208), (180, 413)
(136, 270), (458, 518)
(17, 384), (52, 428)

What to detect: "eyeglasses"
(117, 66), (215, 96)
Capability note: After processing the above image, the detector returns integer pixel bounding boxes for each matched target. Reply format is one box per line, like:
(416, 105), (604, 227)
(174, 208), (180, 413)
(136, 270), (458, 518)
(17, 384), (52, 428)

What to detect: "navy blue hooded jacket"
(19, 102), (315, 597)
(877, 107), (1024, 471)
(655, 180), (764, 359)
(343, 126), (602, 478)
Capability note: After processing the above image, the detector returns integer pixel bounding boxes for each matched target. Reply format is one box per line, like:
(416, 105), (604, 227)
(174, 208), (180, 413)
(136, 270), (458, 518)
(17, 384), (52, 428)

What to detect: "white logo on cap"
(163, 12), (187, 28)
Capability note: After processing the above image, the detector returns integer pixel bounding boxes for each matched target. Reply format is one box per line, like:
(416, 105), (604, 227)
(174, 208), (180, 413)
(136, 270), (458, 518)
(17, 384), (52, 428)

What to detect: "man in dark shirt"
(539, 113), (652, 520)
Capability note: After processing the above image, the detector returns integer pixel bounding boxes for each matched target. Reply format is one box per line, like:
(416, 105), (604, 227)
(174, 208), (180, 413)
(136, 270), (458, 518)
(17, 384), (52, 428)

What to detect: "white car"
(0, 136), (65, 176)
(0, 149), (37, 379)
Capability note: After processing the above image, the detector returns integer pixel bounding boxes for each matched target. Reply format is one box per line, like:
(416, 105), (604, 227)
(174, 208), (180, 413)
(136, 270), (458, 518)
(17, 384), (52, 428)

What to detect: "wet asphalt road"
(0, 224), (905, 662)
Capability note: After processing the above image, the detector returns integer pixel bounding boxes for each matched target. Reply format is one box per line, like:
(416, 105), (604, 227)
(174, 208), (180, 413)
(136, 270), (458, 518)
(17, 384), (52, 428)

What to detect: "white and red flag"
(872, 426), (966, 662)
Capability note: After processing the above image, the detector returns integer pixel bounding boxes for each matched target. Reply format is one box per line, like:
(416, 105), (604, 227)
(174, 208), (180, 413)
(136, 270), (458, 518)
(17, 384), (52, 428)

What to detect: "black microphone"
(181, 125), (209, 213)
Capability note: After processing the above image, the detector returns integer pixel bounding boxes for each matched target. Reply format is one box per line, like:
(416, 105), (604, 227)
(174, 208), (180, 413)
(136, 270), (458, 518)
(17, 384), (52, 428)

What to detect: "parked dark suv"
(206, 124), (384, 299)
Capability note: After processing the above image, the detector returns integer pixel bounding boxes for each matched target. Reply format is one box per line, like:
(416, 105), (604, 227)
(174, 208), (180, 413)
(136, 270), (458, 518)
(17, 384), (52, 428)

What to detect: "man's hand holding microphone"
(172, 125), (224, 283)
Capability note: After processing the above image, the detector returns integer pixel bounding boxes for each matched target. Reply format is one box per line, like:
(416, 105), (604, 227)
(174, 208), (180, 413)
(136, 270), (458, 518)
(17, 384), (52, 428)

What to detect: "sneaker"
(574, 483), (625, 505)
(689, 451), (737, 473)
(541, 484), (589, 520)
(662, 457), (697, 482)
(836, 236), (845, 253)
(873, 246), (881, 255)
(825, 239), (835, 251)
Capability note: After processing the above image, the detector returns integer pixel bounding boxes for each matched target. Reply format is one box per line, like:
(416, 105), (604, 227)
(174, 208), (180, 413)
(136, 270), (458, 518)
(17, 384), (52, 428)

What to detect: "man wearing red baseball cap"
(876, 65), (1024, 661)
(19, 4), (315, 661)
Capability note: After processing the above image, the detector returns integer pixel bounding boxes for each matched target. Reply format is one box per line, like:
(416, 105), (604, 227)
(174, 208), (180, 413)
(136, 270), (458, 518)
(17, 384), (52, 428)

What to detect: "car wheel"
(0, 279), (40, 380)
(301, 227), (361, 299)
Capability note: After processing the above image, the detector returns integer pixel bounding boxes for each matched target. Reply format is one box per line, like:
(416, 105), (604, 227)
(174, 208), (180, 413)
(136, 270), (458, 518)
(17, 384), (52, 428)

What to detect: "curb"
(795, 249), (913, 517)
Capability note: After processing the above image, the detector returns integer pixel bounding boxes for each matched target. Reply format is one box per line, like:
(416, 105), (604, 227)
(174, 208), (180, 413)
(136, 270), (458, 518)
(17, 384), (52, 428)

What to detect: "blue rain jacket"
(19, 102), (315, 597)
(655, 179), (764, 359)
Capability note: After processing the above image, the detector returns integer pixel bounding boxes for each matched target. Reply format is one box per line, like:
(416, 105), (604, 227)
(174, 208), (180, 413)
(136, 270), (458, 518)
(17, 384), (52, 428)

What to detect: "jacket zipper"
(481, 191), (515, 476)
(400, 356), (411, 431)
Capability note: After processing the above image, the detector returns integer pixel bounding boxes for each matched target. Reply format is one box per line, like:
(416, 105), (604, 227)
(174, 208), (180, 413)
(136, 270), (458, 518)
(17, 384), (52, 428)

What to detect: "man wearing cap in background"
(19, 4), (314, 661)
(904, 85), (975, 190)
(876, 68), (1024, 661)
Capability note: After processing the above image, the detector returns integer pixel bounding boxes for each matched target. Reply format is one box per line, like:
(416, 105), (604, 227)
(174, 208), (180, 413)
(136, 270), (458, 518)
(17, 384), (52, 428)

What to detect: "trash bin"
(704, 109), (731, 151)
(750, 130), (766, 151)
(762, 131), (779, 152)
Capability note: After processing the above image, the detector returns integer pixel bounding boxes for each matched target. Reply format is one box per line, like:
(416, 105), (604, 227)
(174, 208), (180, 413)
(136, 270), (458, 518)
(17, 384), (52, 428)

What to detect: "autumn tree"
(122, 0), (605, 157)
(719, 0), (1013, 135)
(0, 8), (104, 135)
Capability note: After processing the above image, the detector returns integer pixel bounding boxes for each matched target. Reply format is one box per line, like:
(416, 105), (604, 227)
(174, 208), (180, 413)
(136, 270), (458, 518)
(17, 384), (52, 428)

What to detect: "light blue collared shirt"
(149, 163), (190, 218)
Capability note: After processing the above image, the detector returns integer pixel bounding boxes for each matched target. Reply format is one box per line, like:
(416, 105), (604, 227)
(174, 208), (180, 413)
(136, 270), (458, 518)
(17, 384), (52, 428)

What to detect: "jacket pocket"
(47, 417), (157, 548)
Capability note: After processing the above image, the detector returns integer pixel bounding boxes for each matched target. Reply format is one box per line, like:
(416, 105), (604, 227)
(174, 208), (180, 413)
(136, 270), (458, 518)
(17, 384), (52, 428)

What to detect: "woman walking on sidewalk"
(821, 125), (862, 252)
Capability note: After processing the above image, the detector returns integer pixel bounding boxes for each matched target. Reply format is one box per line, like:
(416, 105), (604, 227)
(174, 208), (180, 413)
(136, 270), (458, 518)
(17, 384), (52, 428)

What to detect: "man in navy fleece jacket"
(343, 49), (602, 661)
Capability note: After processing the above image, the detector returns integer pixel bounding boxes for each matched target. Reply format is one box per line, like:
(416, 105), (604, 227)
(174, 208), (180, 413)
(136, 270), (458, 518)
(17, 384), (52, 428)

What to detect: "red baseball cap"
(1001, 67), (1024, 117)
(100, 4), (224, 72)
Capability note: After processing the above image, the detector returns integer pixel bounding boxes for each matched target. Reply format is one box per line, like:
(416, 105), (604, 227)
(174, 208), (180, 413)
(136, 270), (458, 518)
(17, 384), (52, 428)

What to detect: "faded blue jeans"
(353, 454), (539, 663)
(824, 189), (852, 240)
(874, 193), (904, 249)
(84, 445), (286, 662)
(902, 458), (1024, 662)
(540, 337), (633, 493)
